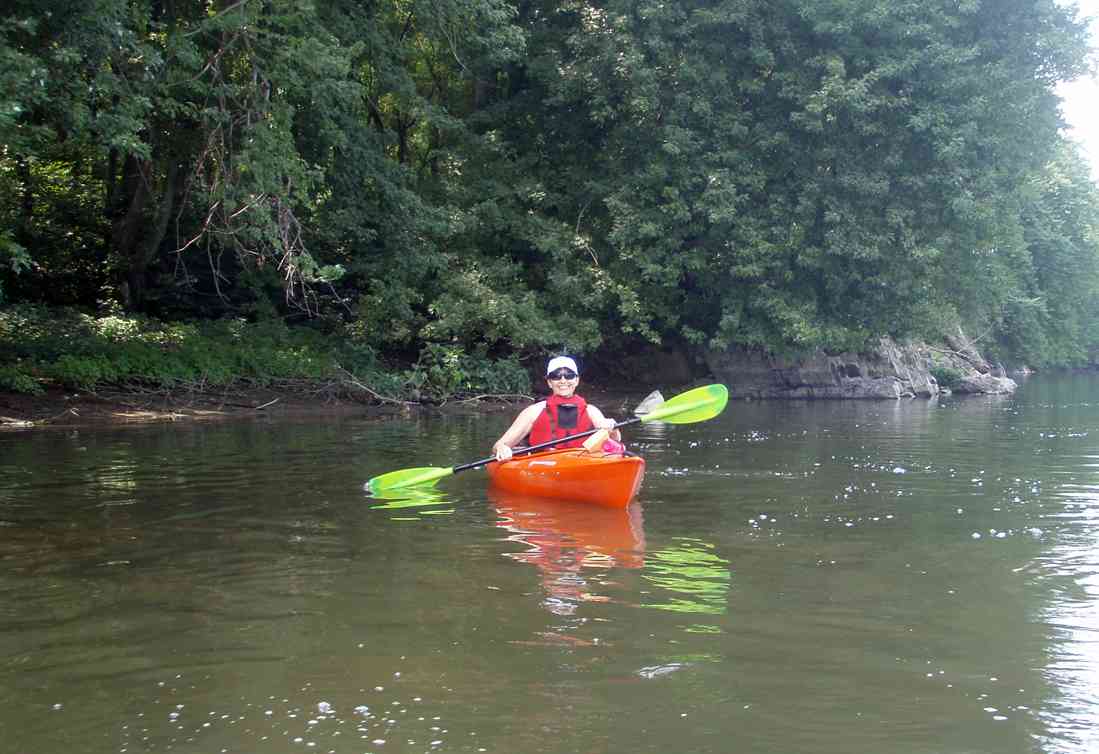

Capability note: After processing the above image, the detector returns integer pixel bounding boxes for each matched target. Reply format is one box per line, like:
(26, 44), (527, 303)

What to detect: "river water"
(2, 373), (1098, 754)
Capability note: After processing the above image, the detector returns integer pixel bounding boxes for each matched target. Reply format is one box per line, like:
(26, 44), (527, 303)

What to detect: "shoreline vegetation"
(0, 304), (1050, 431)
(4, 1), (1099, 424)
(0, 305), (540, 429)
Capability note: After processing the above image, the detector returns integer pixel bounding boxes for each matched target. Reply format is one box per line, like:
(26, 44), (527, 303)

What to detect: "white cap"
(546, 356), (579, 376)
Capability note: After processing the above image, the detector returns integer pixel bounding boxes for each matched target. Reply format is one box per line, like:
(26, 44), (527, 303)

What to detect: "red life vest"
(528, 394), (594, 448)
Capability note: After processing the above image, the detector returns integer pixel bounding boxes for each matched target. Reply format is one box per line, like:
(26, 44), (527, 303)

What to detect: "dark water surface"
(3, 374), (1099, 754)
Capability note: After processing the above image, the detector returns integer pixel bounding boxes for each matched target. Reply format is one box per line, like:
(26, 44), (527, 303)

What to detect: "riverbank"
(0, 385), (383, 429)
(0, 306), (1040, 430)
(0, 306), (538, 427)
(0, 381), (651, 430)
(0, 382), (545, 429)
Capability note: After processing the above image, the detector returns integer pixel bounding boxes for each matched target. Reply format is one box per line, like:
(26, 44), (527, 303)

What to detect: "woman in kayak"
(493, 356), (623, 461)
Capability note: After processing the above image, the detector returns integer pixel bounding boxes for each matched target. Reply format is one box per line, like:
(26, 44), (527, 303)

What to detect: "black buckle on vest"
(555, 403), (579, 430)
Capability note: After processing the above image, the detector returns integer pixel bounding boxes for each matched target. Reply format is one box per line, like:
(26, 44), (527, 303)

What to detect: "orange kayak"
(486, 448), (645, 508)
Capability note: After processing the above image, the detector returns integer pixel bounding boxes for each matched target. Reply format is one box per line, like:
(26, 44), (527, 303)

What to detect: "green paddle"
(366, 383), (729, 495)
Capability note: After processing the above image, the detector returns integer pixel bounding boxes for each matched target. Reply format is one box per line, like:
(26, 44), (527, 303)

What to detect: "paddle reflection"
(640, 537), (730, 623)
(491, 490), (646, 615)
(367, 485), (455, 517)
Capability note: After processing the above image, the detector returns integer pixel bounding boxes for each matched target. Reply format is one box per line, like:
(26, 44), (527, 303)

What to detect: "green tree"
(484, 0), (1089, 356)
(995, 142), (1099, 366)
(2, 0), (1096, 377)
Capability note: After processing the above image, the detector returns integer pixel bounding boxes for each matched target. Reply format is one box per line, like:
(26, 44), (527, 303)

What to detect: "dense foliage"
(0, 305), (531, 399)
(3, 0), (1098, 393)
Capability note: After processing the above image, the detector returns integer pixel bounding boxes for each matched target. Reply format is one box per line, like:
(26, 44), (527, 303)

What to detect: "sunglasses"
(547, 370), (578, 380)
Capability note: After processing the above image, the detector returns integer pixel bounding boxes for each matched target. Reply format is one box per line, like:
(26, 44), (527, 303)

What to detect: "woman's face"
(546, 369), (579, 398)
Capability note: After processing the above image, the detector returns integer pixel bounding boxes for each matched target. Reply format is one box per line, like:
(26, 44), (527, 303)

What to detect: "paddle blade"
(639, 384), (728, 424)
(367, 465), (454, 494)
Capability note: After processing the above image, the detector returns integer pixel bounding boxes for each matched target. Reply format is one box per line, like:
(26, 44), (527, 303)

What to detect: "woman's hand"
(591, 414), (620, 440)
(494, 443), (513, 462)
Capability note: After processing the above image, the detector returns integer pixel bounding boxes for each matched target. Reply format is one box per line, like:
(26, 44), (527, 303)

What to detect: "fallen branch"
(455, 393), (535, 404)
(334, 366), (415, 406)
(0, 415), (34, 428)
(35, 407), (80, 426)
(924, 344), (987, 371)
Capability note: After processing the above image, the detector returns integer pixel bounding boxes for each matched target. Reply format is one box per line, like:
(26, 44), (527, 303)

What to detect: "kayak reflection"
(491, 490), (646, 615)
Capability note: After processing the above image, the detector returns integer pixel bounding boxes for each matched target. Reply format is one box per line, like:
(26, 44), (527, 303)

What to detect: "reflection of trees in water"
(493, 492), (645, 617)
(641, 537), (730, 620)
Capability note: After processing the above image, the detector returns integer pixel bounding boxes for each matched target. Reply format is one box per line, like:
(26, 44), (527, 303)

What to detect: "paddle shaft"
(452, 416), (642, 473)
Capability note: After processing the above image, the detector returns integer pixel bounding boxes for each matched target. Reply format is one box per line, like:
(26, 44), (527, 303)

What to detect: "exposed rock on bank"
(703, 334), (1017, 400)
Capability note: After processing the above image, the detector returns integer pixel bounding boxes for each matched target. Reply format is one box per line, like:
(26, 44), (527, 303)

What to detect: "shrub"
(930, 365), (964, 389)
(406, 344), (530, 402)
(0, 363), (42, 395)
(0, 305), (532, 402)
(0, 306), (344, 390)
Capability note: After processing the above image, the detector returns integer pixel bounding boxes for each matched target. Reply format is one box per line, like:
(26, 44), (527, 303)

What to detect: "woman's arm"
(586, 405), (621, 440)
(493, 402), (545, 461)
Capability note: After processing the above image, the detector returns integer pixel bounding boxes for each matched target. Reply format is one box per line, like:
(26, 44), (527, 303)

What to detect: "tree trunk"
(15, 156), (34, 248)
(111, 155), (181, 311)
